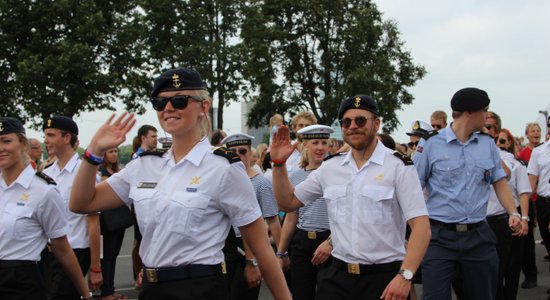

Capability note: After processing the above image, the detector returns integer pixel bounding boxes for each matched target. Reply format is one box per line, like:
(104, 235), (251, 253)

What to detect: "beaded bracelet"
(83, 149), (104, 165)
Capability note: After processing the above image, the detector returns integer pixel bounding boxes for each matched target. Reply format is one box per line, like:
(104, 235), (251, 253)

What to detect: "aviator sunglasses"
(233, 148), (248, 155)
(339, 116), (373, 128)
(150, 95), (204, 112)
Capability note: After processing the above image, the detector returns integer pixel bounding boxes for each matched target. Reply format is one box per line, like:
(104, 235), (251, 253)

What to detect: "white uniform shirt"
(43, 153), (91, 249)
(0, 165), (68, 260)
(487, 150), (532, 216)
(294, 141), (428, 264)
(527, 141), (550, 197)
(107, 138), (262, 268)
(286, 148), (301, 174)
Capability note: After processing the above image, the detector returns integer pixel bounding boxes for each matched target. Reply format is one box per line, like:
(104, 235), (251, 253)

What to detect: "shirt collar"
(445, 124), (479, 144)
(340, 140), (386, 167)
(0, 164), (35, 189)
(53, 152), (80, 174)
(167, 137), (211, 168)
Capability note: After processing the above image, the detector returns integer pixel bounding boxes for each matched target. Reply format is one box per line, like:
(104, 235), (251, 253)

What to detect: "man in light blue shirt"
(413, 87), (522, 300)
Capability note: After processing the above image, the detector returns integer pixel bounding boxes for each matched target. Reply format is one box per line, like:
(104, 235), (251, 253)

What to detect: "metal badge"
(307, 231), (317, 239)
(456, 224), (468, 232)
(137, 182), (157, 189)
(347, 263), (360, 274)
(354, 97), (361, 108)
(172, 73), (181, 88)
(145, 269), (158, 283)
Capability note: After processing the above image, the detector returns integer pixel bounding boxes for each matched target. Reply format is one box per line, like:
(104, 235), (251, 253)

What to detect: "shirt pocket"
(433, 160), (462, 187)
(323, 185), (347, 224)
(169, 192), (211, 238)
(362, 185), (395, 224)
(5, 206), (35, 240)
(129, 188), (156, 232)
(474, 160), (495, 185)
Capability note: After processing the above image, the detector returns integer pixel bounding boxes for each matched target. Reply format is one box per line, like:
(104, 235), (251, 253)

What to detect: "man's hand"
(88, 270), (103, 292)
(270, 126), (296, 163)
(311, 240), (332, 265)
(380, 275), (411, 300)
(244, 264), (262, 288)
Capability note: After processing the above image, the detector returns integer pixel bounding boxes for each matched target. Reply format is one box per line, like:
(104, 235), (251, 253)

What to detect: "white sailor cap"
(297, 124), (334, 140)
(221, 133), (255, 147)
(406, 120), (434, 137)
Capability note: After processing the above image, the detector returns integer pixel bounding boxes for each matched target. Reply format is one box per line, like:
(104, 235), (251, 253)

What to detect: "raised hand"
(88, 113), (136, 155)
(269, 125), (296, 163)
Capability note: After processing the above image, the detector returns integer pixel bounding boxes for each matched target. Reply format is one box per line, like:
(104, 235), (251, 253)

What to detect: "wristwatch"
(521, 215), (530, 222)
(80, 292), (93, 300)
(511, 212), (522, 221)
(245, 258), (258, 267)
(398, 269), (414, 281)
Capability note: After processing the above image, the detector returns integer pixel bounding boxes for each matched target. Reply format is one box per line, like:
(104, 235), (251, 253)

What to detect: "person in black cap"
(413, 87), (522, 300)
(42, 116), (104, 299)
(0, 117), (92, 300)
(69, 67), (291, 300)
(270, 94), (431, 300)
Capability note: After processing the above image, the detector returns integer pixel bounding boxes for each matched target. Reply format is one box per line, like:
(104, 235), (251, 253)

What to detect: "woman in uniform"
(69, 68), (291, 300)
(0, 117), (91, 300)
(275, 124), (334, 300)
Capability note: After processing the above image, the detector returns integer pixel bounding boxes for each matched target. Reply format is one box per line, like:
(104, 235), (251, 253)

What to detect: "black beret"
(43, 116), (78, 135)
(0, 117), (25, 135)
(151, 68), (207, 98)
(337, 95), (379, 120)
(450, 87), (490, 112)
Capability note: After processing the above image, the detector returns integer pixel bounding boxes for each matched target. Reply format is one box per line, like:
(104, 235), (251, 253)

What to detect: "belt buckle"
(347, 263), (360, 275)
(456, 224), (468, 232)
(221, 261), (227, 275)
(307, 231), (317, 239)
(145, 268), (158, 283)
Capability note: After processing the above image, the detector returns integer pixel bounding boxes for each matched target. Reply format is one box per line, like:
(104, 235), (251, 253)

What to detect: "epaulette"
(35, 172), (57, 185)
(422, 130), (438, 140)
(393, 151), (414, 166)
(324, 152), (345, 161)
(139, 148), (167, 157)
(514, 157), (527, 167)
(535, 143), (544, 148)
(42, 161), (54, 170)
(213, 147), (241, 164)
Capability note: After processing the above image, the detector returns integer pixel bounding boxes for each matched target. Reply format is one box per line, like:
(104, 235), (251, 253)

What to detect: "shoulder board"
(43, 161), (54, 170)
(139, 148), (167, 157)
(535, 143), (544, 148)
(35, 172), (57, 185)
(514, 157), (527, 166)
(393, 151), (414, 166)
(324, 152), (345, 161)
(213, 147), (241, 164)
(422, 130), (438, 140)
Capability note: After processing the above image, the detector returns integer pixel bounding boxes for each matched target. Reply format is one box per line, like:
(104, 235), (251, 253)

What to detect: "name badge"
(186, 187), (198, 192)
(137, 182), (157, 189)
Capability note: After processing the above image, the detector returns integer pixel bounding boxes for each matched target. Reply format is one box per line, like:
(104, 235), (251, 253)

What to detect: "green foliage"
(240, 0), (426, 132)
(117, 144), (133, 166)
(0, 0), (149, 128)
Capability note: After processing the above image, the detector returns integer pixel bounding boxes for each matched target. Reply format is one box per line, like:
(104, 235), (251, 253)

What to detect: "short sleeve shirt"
(107, 138), (262, 267)
(289, 168), (330, 232)
(0, 165), (68, 260)
(527, 141), (550, 197)
(294, 141), (428, 264)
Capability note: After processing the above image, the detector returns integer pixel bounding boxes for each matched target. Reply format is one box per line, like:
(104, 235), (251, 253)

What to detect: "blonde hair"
(525, 122), (541, 134)
(291, 111), (317, 130)
(269, 114), (283, 131)
(16, 133), (31, 166)
(196, 90), (213, 139)
(299, 145), (309, 169)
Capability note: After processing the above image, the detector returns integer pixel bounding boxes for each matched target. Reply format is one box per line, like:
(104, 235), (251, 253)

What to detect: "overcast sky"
(26, 0), (550, 146)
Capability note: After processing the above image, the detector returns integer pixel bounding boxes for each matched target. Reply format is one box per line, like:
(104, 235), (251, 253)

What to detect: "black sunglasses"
(497, 138), (507, 144)
(150, 95), (203, 111)
(431, 124), (443, 129)
(339, 116), (372, 128)
(408, 141), (419, 148)
(234, 148), (248, 155)
(485, 124), (495, 130)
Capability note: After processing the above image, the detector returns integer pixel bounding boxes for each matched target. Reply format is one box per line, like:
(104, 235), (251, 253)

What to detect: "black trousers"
(0, 262), (46, 300)
(315, 259), (400, 300)
(48, 248), (90, 300)
(101, 229), (126, 297)
(290, 229), (331, 300)
(139, 273), (229, 300)
(487, 216), (512, 300)
(230, 237), (261, 300)
(521, 201), (537, 282)
(536, 196), (550, 255)
(505, 233), (524, 300)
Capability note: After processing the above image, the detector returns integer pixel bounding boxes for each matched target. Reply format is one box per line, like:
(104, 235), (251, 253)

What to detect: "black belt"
(143, 264), (223, 283)
(0, 260), (36, 268)
(332, 257), (401, 275)
(486, 213), (508, 223)
(430, 219), (485, 232)
(296, 228), (330, 240)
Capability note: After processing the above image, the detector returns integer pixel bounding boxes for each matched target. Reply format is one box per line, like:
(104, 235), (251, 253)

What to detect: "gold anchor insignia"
(0, 122), (3, 132)
(172, 73), (181, 88)
(375, 173), (384, 181)
(190, 176), (200, 185)
(413, 121), (419, 130)
(47, 119), (52, 127)
(20, 193), (30, 201)
(354, 97), (361, 108)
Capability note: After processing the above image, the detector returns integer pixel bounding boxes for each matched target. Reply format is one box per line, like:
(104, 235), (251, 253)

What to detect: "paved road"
(102, 227), (549, 300)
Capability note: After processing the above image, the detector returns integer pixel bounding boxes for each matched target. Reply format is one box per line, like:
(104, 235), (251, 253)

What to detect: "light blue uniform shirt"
(413, 127), (506, 224)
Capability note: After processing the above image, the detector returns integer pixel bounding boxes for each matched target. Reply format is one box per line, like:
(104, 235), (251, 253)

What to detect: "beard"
(343, 127), (377, 151)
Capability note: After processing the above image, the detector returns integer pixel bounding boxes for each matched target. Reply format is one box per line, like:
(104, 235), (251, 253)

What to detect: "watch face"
(401, 269), (413, 280)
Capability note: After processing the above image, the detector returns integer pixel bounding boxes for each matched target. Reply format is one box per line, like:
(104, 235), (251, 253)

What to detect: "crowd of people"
(0, 67), (549, 300)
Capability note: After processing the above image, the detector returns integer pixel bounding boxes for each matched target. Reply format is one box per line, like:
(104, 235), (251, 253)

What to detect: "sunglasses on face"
(150, 95), (204, 112)
(431, 124), (443, 129)
(339, 116), (372, 128)
(497, 138), (507, 144)
(485, 124), (495, 130)
(408, 141), (419, 148)
(233, 148), (248, 155)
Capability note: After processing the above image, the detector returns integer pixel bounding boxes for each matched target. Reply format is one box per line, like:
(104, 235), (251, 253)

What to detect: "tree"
(0, 0), (149, 129)
(138, 0), (244, 129)
(241, 0), (426, 132)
